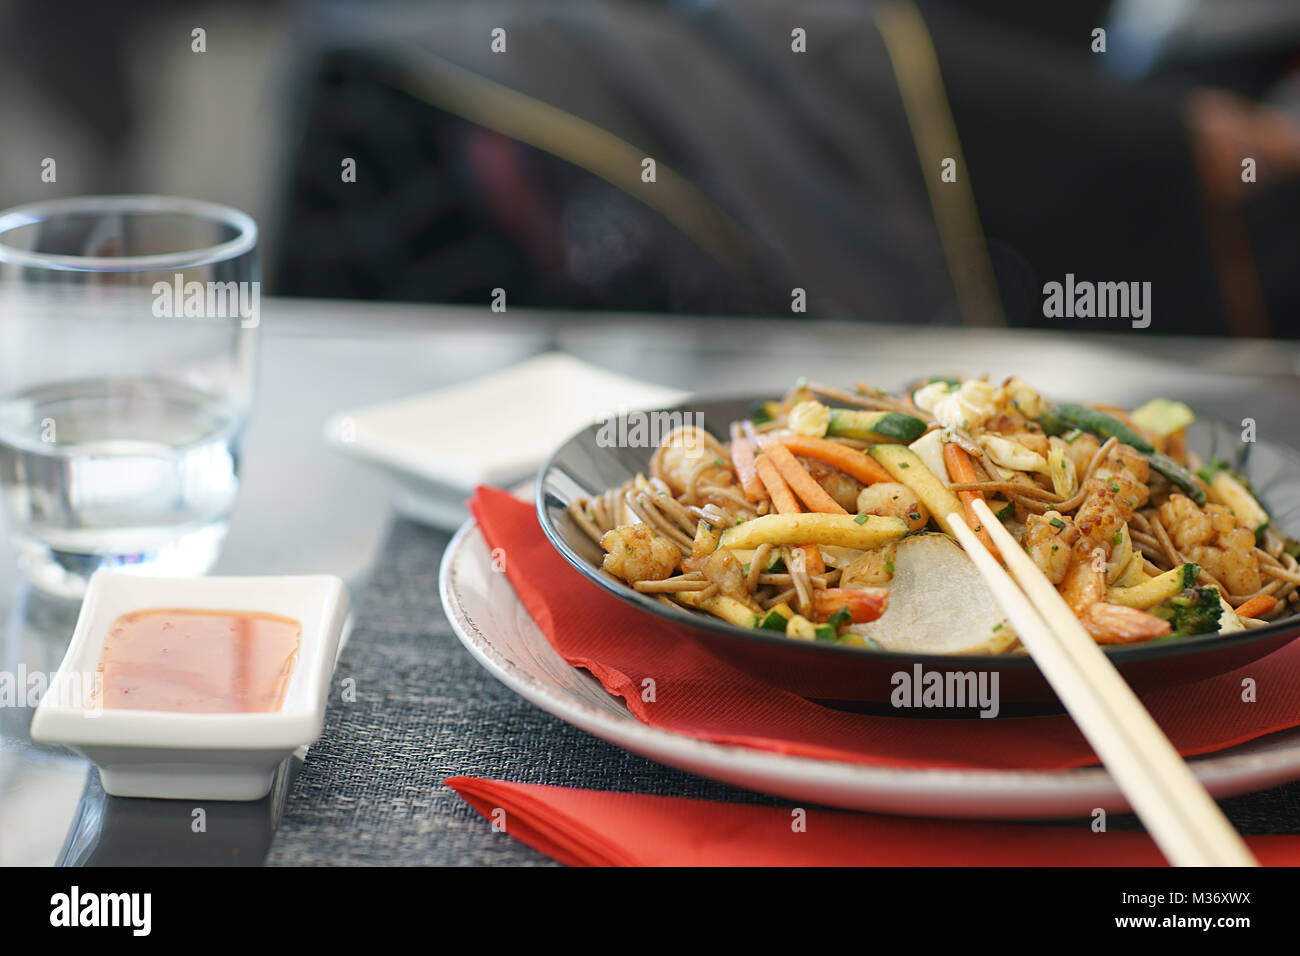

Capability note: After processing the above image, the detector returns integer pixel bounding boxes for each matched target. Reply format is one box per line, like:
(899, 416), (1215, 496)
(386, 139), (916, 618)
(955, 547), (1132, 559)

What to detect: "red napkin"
(470, 486), (1300, 771)
(446, 776), (1300, 866)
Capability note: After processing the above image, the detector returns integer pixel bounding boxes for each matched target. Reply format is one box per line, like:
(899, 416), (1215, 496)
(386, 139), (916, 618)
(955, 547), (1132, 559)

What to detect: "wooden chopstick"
(947, 498), (1257, 867)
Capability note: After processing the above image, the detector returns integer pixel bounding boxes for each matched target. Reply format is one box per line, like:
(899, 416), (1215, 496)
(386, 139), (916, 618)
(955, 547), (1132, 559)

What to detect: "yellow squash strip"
(718, 513), (908, 551)
(673, 590), (760, 628)
(1107, 563), (1198, 609)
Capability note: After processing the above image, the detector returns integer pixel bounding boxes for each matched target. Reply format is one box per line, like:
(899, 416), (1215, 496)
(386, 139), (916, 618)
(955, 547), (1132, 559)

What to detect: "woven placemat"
(265, 518), (1300, 866)
(264, 518), (777, 866)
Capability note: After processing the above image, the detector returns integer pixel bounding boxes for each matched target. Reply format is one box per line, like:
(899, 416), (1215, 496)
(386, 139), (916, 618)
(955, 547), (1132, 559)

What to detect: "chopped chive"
(1049, 517), (1065, 529)
(854, 514), (869, 525)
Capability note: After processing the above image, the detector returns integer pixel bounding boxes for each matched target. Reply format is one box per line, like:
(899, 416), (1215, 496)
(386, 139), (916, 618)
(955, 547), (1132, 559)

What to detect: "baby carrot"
(759, 442), (848, 515)
(755, 456), (800, 515)
(770, 433), (893, 485)
(942, 441), (999, 559)
(729, 423), (767, 503)
(1234, 595), (1278, 620)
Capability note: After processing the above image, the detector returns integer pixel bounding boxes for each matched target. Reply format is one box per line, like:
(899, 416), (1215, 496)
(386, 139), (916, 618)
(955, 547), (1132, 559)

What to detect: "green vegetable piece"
(1152, 586), (1223, 638)
(826, 606), (852, 634)
(759, 609), (790, 632)
(825, 408), (927, 444)
(750, 400), (776, 426)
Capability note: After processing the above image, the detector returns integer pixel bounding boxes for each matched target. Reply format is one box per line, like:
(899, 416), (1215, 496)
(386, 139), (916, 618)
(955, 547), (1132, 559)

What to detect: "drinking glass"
(0, 195), (259, 597)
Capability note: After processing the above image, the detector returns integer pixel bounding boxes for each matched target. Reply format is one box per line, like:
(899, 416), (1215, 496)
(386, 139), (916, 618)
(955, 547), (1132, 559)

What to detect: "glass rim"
(0, 194), (258, 273)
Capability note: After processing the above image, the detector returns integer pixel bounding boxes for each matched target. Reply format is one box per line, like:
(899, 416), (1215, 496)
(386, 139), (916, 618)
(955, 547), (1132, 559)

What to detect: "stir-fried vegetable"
(771, 433), (894, 484)
(789, 400), (927, 443)
(758, 440), (848, 514)
(1107, 563), (1199, 609)
(719, 513), (909, 551)
(942, 442), (998, 558)
(1151, 587), (1224, 638)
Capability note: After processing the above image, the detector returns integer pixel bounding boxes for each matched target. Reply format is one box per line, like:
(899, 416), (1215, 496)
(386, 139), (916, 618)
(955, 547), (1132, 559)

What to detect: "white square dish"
(30, 571), (349, 801)
(322, 352), (686, 528)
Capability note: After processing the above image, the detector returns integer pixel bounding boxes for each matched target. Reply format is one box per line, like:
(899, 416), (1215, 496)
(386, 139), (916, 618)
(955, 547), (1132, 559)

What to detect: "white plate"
(440, 519), (1300, 819)
(324, 353), (685, 528)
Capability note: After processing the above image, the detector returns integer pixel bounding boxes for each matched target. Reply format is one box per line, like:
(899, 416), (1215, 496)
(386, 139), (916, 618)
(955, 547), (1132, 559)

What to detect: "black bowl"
(537, 395), (1300, 715)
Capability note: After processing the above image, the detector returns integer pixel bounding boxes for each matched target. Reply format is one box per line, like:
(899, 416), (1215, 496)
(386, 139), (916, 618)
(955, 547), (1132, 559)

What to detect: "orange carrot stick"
(769, 433), (893, 485)
(754, 456), (824, 574)
(760, 443), (848, 515)
(1235, 595), (1278, 620)
(729, 423), (766, 503)
(755, 456), (800, 514)
(943, 442), (999, 558)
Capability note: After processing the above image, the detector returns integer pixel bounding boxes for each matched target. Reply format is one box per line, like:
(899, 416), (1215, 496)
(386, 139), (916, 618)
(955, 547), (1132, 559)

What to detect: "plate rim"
(439, 517), (1300, 818)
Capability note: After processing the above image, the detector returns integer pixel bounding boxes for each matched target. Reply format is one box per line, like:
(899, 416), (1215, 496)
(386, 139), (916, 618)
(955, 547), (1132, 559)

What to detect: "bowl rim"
(536, 391), (1300, 669)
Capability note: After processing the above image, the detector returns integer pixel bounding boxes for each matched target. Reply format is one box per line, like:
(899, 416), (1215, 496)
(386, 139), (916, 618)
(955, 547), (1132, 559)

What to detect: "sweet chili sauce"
(95, 609), (302, 713)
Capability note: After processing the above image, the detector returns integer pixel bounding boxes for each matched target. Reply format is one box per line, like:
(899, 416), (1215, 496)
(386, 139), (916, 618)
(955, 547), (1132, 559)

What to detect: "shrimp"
(600, 524), (680, 584)
(697, 549), (762, 611)
(1158, 494), (1261, 594)
(1024, 510), (1076, 584)
(1060, 432), (1101, 478)
(1052, 442), (1169, 642)
(856, 482), (930, 532)
(653, 426), (732, 498)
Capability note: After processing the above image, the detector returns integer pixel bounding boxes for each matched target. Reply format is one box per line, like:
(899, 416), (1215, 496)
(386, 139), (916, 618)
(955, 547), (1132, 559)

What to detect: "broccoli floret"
(1151, 587), (1223, 639)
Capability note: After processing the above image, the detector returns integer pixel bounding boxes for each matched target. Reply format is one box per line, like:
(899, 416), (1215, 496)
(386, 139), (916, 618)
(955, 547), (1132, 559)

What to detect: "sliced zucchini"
(1107, 562), (1199, 609)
